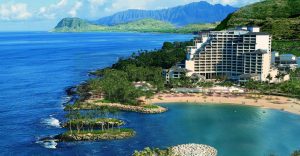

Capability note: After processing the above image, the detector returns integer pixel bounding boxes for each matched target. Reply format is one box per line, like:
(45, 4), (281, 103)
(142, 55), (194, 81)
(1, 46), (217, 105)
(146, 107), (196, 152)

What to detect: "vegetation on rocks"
(55, 129), (135, 142)
(64, 105), (123, 133)
(66, 101), (167, 114)
(52, 104), (136, 142)
(63, 118), (124, 130)
(133, 144), (218, 156)
(133, 147), (173, 156)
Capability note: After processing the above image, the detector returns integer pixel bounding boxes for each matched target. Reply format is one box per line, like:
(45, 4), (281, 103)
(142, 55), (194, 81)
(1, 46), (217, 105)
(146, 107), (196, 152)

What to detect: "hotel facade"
(185, 26), (275, 82)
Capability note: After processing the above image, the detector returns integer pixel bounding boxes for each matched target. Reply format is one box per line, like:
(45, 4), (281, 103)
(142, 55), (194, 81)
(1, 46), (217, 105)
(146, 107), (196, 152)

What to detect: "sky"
(0, 0), (260, 31)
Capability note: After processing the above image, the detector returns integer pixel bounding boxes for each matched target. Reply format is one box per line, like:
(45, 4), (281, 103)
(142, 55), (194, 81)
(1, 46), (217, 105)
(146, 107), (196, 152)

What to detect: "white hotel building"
(185, 26), (277, 82)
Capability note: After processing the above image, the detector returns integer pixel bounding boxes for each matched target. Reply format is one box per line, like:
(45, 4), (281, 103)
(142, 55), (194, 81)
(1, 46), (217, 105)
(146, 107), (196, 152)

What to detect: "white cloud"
(0, 0), (259, 22)
(88, 0), (106, 16)
(38, 0), (69, 19)
(104, 0), (155, 13)
(0, 3), (32, 21)
(89, 0), (106, 6)
(69, 1), (83, 17)
(204, 0), (260, 7)
(57, 0), (68, 7)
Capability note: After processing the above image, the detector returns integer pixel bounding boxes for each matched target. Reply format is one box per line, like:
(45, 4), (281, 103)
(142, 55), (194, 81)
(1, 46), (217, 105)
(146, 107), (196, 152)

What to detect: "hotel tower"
(185, 26), (272, 81)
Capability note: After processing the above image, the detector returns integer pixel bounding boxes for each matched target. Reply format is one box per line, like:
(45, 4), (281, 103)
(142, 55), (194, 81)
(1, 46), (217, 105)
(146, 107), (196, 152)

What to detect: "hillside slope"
(95, 1), (237, 26)
(215, 0), (300, 56)
(215, 0), (300, 40)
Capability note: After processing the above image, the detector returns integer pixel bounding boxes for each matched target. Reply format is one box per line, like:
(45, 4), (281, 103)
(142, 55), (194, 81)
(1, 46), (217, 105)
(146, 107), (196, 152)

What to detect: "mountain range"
(94, 1), (237, 26)
(54, 1), (235, 33)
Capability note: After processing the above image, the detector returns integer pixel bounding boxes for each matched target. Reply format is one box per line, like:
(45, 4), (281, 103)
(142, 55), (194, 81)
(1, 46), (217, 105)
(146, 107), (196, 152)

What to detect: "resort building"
(271, 51), (280, 65)
(162, 62), (188, 83)
(272, 53), (299, 70)
(185, 26), (276, 82)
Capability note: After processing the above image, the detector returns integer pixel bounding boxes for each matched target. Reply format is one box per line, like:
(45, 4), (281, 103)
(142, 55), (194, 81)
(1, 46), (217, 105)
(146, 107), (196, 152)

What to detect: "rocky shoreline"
(74, 100), (167, 114)
(133, 143), (217, 156)
(54, 129), (136, 142)
(171, 144), (217, 156)
(39, 129), (135, 143)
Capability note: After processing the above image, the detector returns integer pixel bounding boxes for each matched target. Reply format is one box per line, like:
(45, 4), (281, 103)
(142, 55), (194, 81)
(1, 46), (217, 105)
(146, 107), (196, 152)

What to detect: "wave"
(41, 116), (61, 128)
(36, 140), (58, 149)
(62, 96), (72, 104)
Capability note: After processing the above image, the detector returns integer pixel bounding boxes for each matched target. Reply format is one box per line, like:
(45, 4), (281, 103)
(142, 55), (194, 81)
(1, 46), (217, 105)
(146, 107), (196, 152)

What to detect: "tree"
(266, 74), (273, 97)
(266, 74), (273, 83)
(162, 42), (174, 50)
(65, 104), (75, 134)
(65, 109), (82, 133)
(85, 110), (99, 132)
(274, 72), (287, 83)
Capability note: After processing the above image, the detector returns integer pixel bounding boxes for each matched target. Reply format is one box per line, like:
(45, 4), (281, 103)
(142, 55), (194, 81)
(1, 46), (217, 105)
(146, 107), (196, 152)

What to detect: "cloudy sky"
(0, 0), (260, 31)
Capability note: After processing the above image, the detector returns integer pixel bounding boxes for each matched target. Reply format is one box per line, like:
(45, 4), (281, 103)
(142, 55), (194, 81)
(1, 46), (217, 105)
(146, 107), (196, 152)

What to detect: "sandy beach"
(145, 93), (300, 115)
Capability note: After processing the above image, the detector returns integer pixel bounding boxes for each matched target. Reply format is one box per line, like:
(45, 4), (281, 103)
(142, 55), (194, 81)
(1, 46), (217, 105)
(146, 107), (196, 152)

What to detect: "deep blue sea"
(0, 32), (299, 156)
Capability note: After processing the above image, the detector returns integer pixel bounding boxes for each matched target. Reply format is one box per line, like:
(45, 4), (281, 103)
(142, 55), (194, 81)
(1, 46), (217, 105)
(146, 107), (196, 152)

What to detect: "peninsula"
(53, 18), (217, 33)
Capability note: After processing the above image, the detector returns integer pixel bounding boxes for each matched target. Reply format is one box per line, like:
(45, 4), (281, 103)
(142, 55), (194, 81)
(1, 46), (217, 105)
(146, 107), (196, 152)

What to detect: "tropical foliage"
(215, 0), (300, 40)
(73, 41), (193, 105)
(242, 70), (300, 98)
(64, 104), (122, 134)
(272, 40), (300, 56)
(133, 147), (173, 156)
(57, 129), (135, 142)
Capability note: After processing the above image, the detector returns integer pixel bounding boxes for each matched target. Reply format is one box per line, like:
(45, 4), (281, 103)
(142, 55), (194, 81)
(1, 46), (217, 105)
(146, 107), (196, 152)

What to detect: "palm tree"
(266, 74), (273, 97)
(64, 104), (74, 134)
(275, 72), (282, 83)
(99, 122), (105, 131)
(266, 74), (273, 83)
(279, 72), (286, 82)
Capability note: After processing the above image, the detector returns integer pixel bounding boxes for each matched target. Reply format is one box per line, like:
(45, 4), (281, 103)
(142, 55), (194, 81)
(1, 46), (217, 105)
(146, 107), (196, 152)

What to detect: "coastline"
(145, 93), (300, 115)
(76, 99), (168, 114)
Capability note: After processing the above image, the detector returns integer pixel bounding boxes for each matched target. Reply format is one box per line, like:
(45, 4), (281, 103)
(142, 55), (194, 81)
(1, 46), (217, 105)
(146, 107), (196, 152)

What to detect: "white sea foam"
(36, 140), (58, 149)
(62, 96), (71, 103)
(41, 116), (61, 128)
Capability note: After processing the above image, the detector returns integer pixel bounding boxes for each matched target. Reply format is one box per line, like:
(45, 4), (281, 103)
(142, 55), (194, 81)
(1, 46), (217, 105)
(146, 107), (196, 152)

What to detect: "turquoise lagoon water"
(0, 32), (299, 156)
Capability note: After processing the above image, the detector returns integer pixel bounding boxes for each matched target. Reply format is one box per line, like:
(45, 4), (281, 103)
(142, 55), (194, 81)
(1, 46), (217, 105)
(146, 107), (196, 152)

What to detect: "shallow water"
(0, 32), (299, 156)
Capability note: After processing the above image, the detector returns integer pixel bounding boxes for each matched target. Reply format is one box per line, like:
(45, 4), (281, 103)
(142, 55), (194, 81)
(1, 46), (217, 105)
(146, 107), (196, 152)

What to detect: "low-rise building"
(271, 51), (280, 65)
(274, 54), (298, 70)
(162, 62), (188, 83)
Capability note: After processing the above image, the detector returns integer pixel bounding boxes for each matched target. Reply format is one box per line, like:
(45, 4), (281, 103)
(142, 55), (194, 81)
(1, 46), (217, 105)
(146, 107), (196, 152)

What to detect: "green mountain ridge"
(53, 18), (217, 33)
(215, 0), (300, 40)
